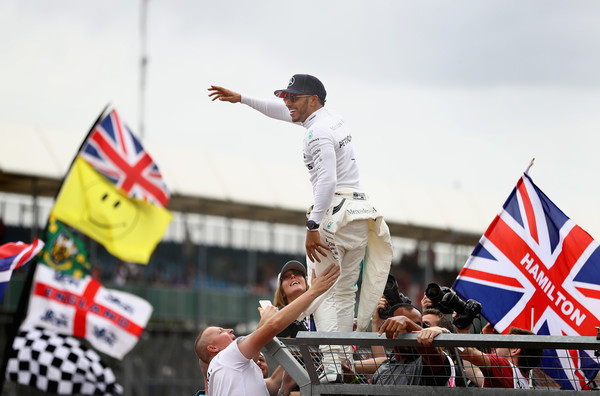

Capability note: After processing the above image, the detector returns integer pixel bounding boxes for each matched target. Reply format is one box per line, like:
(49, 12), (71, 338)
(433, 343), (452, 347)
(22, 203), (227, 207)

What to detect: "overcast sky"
(2, 1), (600, 237)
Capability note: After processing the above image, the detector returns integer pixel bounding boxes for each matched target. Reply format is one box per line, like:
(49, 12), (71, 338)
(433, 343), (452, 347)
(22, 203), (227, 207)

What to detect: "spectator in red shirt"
(453, 323), (543, 388)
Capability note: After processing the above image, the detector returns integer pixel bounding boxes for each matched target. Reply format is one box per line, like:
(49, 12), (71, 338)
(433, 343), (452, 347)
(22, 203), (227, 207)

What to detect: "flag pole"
(525, 157), (535, 175)
(0, 105), (110, 394)
(53, 104), (111, 201)
(529, 304), (535, 389)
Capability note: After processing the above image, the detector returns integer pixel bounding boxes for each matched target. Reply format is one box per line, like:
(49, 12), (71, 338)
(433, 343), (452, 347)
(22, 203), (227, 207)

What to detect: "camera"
(378, 274), (413, 319)
(425, 283), (482, 329)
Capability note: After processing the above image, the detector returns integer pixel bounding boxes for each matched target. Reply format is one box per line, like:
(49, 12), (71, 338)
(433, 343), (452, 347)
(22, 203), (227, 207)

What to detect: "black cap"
(274, 74), (326, 101)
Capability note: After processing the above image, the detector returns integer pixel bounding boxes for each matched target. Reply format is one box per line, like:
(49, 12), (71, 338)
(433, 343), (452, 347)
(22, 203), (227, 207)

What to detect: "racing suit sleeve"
(307, 128), (337, 224)
(241, 96), (295, 123)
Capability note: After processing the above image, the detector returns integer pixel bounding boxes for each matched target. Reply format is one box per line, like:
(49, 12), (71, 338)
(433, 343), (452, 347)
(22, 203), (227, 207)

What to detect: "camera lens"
(425, 283), (443, 303)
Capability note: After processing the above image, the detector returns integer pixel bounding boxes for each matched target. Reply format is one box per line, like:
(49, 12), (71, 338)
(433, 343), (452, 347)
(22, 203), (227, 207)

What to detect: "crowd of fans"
(3, 223), (574, 393)
(192, 258), (582, 396)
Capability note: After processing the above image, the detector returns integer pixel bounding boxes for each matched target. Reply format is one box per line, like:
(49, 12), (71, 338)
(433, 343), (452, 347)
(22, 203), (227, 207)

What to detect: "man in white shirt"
(195, 263), (339, 396)
(209, 75), (393, 380)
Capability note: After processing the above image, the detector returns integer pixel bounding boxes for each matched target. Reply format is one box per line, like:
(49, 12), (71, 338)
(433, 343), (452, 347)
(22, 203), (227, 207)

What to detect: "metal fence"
(264, 331), (600, 395)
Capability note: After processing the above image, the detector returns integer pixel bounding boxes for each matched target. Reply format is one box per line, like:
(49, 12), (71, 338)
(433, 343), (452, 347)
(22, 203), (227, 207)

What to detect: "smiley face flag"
(51, 157), (172, 264)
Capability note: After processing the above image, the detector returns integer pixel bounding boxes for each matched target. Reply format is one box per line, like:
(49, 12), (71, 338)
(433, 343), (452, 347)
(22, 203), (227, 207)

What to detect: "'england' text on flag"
(23, 264), (152, 360)
(452, 173), (600, 390)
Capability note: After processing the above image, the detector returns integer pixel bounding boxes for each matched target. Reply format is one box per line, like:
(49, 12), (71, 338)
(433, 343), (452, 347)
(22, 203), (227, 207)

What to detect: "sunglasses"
(280, 270), (305, 281)
(283, 94), (312, 103)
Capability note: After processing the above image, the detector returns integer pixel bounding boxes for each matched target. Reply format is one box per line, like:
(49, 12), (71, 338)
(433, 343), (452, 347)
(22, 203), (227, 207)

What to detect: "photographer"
(423, 283), (482, 331)
(377, 274), (414, 321)
(422, 308), (485, 388)
(422, 285), (543, 389)
(353, 282), (451, 386)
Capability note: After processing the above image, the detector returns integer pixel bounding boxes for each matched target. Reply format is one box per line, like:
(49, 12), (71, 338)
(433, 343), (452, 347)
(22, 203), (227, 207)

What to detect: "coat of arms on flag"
(39, 216), (90, 278)
(452, 170), (600, 390)
(23, 264), (153, 360)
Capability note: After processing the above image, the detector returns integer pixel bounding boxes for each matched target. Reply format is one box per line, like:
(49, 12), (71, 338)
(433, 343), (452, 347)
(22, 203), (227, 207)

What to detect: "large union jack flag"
(452, 172), (600, 390)
(80, 109), (170, 207)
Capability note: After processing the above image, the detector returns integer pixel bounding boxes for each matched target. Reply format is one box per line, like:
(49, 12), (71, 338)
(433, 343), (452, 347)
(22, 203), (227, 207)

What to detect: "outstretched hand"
(208, 85), (241, 103)
(309, 263), (340, 296)
(257, 305), (279, 329)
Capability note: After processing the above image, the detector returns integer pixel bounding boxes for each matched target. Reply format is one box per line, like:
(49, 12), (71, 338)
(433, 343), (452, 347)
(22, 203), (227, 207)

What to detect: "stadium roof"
(0, 123), (497, 246)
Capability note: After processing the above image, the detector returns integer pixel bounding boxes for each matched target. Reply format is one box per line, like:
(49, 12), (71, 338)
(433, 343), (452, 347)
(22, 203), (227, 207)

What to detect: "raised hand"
(421, 293), (434, 310)
(257, 304), (279, 328)
(208, 85), (241, 103)
(309, 263), (340, 296)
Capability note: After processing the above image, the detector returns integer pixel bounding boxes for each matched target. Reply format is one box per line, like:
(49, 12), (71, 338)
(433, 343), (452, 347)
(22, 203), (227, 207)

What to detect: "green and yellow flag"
(51, 157), (172, 264)
(38, 216), (90, 278)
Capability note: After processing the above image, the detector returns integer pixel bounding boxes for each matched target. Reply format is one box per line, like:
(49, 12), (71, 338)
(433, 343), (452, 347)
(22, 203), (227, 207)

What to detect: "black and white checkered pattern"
(6, 326), (123, 395)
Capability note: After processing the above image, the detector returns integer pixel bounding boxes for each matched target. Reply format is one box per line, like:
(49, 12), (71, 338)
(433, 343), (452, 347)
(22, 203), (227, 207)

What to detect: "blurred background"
(2, 1), (600, 394)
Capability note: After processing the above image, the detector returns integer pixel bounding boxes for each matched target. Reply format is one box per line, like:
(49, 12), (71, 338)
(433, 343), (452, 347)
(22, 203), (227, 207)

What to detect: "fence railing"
(264, 331), (600, 395)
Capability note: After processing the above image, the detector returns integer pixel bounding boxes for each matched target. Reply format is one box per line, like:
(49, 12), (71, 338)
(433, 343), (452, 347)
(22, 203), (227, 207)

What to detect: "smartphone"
(259, 300), (273, 309)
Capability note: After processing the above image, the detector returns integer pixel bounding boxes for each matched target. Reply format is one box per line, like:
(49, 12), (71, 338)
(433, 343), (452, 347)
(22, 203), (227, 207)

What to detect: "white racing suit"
(240, 96), (393, 368)
(304, 188), (393, 367)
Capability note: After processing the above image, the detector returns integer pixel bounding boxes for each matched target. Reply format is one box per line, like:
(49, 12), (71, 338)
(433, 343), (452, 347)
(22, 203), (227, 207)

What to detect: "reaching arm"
(452, 321), (494, 368)
(208, 85), (293, 123)
(264, 365), (285, 396)
(354, 356), (389, 375)
(415, 325), (451, 367)
(379, 317), (448, 369)
(456, 346), (493, 369)
(370, 297), (388, 358)
(208, 85), (241, 103)
(277, 370), (298, 396)
(238, 264), (340, 359)
(241, 96), (293, 122)
(353, 298), (390, 375)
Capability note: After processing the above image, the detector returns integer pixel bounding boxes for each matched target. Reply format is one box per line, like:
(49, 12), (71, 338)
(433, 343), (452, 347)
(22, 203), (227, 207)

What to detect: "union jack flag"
(0, 239), (44, 302)
(452, 172), (600, 390)
(80, 109), (170, 207)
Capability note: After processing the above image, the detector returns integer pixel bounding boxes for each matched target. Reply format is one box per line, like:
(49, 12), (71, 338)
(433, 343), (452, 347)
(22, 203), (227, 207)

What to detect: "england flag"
(23, 264), (152, 359)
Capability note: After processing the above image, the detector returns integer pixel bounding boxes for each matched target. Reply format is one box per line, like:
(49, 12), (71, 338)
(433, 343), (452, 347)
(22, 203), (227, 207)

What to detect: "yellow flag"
(52, 157), (173, 264)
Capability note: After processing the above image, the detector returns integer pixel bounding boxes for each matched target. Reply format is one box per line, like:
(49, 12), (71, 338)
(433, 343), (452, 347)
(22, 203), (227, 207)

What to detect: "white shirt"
(241, 96), (361, 223)
(206, 337), (268, 396)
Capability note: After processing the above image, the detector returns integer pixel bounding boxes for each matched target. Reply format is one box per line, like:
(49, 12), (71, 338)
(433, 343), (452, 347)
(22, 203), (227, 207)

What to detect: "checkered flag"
(6, 326), (123, 395)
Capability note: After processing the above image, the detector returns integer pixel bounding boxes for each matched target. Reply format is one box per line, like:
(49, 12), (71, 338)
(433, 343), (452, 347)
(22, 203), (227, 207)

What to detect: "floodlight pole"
(139, 0), (149, 140)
